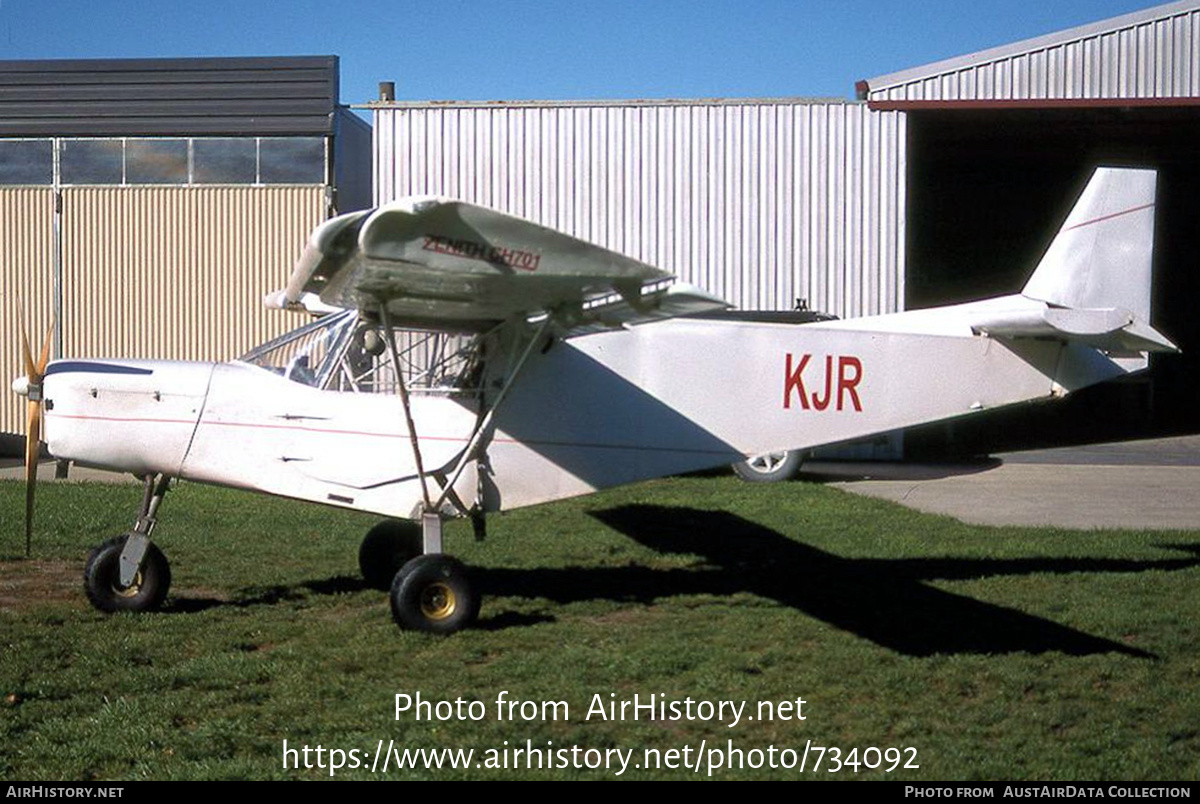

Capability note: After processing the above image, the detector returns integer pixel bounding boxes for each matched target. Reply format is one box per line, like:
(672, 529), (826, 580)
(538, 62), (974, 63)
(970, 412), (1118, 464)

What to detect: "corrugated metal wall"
(1, 188), (55, 436)
(866, 1), (1200, 102)
(374, 100), (906, 318)
(1, 186), (324, 434)
(60, 186), (323, 360)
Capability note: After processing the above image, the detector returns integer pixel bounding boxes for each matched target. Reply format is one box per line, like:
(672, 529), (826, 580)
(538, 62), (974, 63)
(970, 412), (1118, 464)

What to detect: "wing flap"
(556, 282), (732, 336)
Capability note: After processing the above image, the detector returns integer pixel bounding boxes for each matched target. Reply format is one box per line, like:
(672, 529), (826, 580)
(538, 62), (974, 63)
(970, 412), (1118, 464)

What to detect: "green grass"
(1, 476), (1198, 780)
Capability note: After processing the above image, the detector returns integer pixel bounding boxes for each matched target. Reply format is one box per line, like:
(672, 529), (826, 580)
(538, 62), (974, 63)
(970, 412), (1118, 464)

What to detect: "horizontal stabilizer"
(971, 306), (1178, 354)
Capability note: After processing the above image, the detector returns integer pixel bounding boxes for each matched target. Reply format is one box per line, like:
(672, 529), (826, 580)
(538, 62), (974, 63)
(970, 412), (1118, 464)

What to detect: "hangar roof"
(859, 0), (1200, 109)
(0, 55), (340, 136)
(362, 96), (851, 109)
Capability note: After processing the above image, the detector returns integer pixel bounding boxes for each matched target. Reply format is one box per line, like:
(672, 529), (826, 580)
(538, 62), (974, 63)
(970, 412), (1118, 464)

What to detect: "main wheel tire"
(359, 520), (423, 590)
(732, 450), (804, 483)
(83, 536), (171, 613)
(389, 554), (479, 634)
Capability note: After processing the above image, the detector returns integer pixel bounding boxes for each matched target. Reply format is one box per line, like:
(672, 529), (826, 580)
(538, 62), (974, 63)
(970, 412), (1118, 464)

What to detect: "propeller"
(16, 310), (53, 557)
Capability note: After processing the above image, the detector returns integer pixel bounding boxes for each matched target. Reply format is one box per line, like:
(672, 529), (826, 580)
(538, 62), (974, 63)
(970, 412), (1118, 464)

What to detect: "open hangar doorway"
(900, 105), (1200, 457)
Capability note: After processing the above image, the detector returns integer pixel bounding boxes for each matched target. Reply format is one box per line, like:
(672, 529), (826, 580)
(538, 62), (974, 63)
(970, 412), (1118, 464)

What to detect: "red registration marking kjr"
(783, 354), (863, 412)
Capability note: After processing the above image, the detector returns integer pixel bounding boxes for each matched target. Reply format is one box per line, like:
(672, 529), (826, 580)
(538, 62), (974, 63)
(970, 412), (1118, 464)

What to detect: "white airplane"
(11, 166), (1177, 634)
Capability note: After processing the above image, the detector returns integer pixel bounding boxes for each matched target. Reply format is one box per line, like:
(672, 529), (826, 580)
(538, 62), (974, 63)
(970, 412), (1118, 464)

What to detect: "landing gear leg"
(83, 474), (172, 613)
(376, 306), (543, 635)
(388, 512), (479, 634)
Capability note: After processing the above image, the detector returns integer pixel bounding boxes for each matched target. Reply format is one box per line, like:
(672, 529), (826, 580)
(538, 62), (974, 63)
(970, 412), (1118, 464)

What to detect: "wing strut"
(432, 318), (551, 515)
(379, 305), (435, 514)
(377, 307), (550, 549)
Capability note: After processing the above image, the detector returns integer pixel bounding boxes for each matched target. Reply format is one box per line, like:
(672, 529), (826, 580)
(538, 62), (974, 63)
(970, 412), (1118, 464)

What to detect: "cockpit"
(238, 310), (481, 395)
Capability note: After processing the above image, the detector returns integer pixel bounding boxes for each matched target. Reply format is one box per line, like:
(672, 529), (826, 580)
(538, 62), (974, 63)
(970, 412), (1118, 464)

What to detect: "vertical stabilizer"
(1022, 167), (1157, 322)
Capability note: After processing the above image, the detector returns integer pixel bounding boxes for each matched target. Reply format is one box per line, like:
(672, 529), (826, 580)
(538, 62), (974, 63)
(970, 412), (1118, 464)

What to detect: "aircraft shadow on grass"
(576, 505), (1200, 658)
(169, 505), (1199, 658)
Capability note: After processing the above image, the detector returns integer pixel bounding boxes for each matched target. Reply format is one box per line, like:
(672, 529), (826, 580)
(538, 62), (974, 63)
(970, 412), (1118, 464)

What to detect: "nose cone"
(42, 359), (216, 476)
(12, 375), (30, 397)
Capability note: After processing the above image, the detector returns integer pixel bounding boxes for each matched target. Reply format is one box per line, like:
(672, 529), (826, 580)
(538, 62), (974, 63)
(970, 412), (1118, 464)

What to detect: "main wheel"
(732, 450), (804, 483)
(83, 536), (171, 613)
(359, 520), (423, 590)
(389, 554), (479, 634)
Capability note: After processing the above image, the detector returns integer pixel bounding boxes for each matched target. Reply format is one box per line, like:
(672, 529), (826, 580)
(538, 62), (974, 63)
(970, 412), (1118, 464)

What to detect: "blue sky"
(0, 1), (1171, 104)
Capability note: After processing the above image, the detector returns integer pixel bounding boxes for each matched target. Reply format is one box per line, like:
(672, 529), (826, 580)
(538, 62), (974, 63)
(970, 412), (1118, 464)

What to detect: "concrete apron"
(817, 435), (1200, 530)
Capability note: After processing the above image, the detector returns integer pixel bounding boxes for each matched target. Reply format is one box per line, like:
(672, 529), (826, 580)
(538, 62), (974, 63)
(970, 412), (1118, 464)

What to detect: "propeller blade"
(24, 397), (41, 557)
(19, 316), (54, 557)
(34, 320), (52, 378)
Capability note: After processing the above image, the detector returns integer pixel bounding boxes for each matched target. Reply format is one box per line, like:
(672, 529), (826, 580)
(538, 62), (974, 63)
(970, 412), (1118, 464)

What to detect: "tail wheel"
(83, 536), (171, 613)
(732, 450), (804, 483)
(389, 554), (478, 634)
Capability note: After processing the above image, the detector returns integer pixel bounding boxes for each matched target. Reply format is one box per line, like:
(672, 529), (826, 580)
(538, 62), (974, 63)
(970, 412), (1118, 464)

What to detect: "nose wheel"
(83, 473), (172, 614)
(83, 536), (171, 613)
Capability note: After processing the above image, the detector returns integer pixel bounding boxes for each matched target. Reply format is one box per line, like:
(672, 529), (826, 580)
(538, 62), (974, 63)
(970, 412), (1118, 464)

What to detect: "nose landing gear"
(83, 536), (171, 613)
(82, 474), (172, 613)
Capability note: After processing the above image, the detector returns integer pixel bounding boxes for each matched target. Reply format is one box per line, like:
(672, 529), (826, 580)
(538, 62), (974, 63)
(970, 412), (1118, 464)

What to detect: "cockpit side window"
(328, 326), (482, 396)
(239, 311), (482, 396)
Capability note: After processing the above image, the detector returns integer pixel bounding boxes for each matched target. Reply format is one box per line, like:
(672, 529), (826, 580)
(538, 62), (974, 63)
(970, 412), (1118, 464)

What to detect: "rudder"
(1021, 167), (1157, 322)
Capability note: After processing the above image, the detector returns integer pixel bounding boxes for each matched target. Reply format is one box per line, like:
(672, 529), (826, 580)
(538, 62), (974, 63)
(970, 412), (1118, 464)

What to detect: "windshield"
(240, 310), (357, 388)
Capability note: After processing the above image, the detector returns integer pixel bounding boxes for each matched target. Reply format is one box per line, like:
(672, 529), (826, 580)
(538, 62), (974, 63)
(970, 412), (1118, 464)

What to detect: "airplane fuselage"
(37, 302), (1127, 521)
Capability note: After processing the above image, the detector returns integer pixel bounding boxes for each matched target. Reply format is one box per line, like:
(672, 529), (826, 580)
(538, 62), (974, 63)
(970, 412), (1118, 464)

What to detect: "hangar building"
(0, 56), (371, 437)
(367, 0), (1200, 455)
(5, 3), (1198, 456)
(861, 0), (1200, 452)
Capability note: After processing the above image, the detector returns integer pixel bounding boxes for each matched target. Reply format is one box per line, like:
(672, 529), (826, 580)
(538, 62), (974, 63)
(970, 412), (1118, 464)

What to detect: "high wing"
(274, 197), (704, 329)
